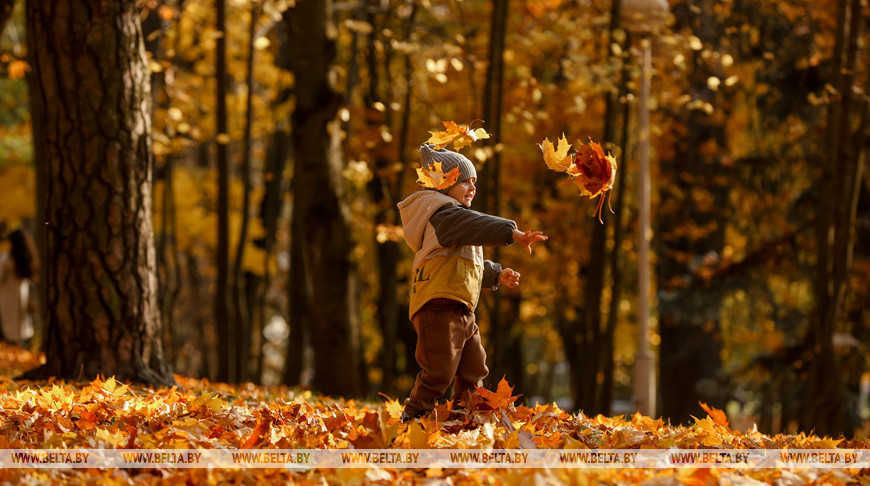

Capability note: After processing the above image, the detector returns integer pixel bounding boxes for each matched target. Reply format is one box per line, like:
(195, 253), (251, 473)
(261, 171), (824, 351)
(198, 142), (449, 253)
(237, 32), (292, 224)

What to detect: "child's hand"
(512, 230), (548, 254)
(499, 268), (521, 288)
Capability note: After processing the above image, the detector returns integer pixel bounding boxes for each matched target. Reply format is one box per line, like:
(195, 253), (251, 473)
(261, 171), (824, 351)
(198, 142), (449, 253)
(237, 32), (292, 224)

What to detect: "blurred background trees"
(0, 0), (867, 437)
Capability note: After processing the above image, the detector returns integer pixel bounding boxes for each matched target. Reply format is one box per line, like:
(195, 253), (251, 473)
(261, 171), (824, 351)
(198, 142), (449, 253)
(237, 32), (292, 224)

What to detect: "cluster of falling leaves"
(540, 134), (618, 222)
(0, 345), (868, 485)
(416, 121), (490, 191)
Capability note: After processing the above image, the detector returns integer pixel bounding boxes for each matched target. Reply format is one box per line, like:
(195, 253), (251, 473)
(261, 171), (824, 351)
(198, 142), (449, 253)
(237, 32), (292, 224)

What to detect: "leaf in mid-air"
(427, 120), (491, 151)
(572, 139), (617, 198)
(540, 135), (618, 222)
(416, 161), (461, 190)
(539, 134), (573, 172)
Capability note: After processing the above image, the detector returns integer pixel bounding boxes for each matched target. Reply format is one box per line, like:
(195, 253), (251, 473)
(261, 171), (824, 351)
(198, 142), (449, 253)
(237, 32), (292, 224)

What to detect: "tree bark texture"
(285, 0), (367, 397)
(25, 0), (173, 385)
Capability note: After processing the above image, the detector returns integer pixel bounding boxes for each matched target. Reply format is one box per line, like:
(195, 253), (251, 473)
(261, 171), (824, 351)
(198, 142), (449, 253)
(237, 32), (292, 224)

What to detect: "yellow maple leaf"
(379, 393), (404, 421)
(427, 120), (491, 150)
(539, 134), (573, 172)
(416, 161), (461, 190)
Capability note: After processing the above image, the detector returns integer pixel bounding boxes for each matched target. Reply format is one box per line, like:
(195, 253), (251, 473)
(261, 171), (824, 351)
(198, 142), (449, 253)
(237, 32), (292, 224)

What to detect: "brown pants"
(404, 298), (489, 417)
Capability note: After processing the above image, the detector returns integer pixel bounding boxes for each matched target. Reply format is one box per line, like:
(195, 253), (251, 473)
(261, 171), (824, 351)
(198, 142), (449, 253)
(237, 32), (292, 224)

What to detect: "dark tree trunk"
(283, 203), (309, 386)
(231, 0), (258, 383)
(805, 0), (863, 436)
(360, 0), (401, 393)
(23, 0), (172, 385)
(559, 0), (624, 415)
(258, 15), (293, 384)
(599, 28), (632, 415)
(284, 0), (367, 397)
(214, 0), (234, 383)
(477, 0), (511, 388)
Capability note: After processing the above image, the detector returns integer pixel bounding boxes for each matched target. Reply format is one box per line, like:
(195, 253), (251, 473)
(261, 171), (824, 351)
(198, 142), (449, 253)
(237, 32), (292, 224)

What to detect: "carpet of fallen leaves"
(1, 342), (869, 485)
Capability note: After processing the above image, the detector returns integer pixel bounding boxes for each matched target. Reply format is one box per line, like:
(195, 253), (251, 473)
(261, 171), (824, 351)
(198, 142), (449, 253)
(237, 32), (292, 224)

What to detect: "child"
(397, 144), (547, 421)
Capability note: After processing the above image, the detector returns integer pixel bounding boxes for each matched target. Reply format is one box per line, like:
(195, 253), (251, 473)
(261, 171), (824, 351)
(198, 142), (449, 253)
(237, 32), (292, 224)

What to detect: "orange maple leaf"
(427, 120), (491, 151)
(416, 161), (461, 190)
(539, 135), (618, 222)
(699, 401), (730, 429)
(475, 376), (521, 410)
(572, 140), (617, 198)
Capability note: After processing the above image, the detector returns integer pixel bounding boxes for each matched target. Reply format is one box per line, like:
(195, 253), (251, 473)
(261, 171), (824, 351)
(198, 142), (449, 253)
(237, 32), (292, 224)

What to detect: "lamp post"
(621, 0), (668, 418)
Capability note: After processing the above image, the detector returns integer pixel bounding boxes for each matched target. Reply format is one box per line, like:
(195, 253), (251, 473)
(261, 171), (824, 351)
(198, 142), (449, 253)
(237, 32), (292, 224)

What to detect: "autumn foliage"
(540, 135), (618, 222)
(426, 120), (491, 151)
(1, 344), (868, 484)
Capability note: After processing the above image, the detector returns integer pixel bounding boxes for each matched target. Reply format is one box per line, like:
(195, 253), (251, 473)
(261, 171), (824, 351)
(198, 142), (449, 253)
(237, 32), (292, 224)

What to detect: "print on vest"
(412, 266), (430, 294)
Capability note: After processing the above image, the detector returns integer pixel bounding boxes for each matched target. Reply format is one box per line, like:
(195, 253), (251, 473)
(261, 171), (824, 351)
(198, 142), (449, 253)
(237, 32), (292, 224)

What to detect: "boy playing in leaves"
(397, 143), (547, 421)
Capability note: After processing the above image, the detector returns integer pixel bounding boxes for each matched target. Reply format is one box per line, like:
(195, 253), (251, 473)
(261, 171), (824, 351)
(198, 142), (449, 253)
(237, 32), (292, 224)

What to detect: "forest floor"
(0, 342), (868, 485)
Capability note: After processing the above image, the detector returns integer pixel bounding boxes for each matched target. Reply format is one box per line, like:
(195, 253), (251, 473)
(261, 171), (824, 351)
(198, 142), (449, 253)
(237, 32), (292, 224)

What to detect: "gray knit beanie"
(419, 144), (477, 193)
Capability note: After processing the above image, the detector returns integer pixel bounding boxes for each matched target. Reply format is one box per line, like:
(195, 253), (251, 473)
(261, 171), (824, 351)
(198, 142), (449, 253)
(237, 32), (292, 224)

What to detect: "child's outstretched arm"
(512, 230), (548, 254)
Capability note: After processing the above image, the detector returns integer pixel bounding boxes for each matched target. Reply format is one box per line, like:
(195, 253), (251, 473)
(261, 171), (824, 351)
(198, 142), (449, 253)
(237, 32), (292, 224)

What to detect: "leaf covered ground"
(0, 343), (868, 485)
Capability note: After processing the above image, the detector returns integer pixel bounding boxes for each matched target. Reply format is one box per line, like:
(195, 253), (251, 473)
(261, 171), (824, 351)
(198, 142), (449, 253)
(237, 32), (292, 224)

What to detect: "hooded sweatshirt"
(397, 190), (518, 318)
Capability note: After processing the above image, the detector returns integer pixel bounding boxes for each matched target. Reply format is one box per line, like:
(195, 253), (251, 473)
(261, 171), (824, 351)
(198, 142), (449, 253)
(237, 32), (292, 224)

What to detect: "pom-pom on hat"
(419, 143), (477, 193)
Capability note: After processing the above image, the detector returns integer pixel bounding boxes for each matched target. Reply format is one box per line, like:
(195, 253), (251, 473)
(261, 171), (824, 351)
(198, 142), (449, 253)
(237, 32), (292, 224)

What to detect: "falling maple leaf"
(426, 120), (491, 151)
(416, 161), (461, 190)
(539, 134), (618, 222)
(540, 135), (573, 172)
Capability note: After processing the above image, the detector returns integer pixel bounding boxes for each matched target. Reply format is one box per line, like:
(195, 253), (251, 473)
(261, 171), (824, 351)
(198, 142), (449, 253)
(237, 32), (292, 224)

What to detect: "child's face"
(447, 177), (476, 206)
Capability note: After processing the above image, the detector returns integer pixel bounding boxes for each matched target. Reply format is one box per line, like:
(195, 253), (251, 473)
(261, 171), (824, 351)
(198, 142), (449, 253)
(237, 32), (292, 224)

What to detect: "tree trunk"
(361, 0), (401, 393)
(259, 15), (293, 384)
(284, 0), (367, 397)
(599, 29), (632, 415)
(214, 0), (234, 383)
(477, 0), (510, 387)
(23, 0), (172, 385)
(231, 0), (258, 383)
(805, 0), (863, 436)
(559, 0), (624, 415)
